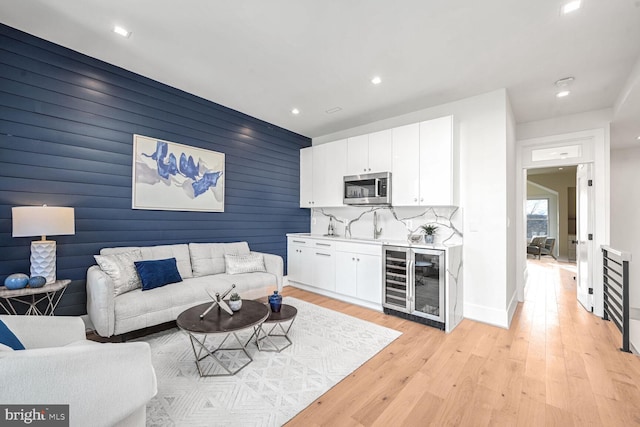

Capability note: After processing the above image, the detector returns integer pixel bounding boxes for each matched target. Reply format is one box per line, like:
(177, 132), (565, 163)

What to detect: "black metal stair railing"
(601, 245), (632, 353)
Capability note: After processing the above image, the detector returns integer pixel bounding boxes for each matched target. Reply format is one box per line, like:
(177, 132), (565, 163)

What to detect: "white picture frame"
(132, 134), (225, 212)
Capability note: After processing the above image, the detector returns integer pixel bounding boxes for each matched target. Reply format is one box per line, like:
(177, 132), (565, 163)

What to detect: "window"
(527, 199), (549, 239)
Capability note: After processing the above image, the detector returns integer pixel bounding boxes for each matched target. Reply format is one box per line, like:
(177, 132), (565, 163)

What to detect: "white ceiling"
(1, 0), (640, 147)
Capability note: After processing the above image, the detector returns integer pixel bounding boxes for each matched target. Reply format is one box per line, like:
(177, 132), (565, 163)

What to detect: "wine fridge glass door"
(413, 250), (445, 322)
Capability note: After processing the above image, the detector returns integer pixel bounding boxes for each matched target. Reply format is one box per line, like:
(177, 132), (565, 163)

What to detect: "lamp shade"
(12, 206), (75, 238)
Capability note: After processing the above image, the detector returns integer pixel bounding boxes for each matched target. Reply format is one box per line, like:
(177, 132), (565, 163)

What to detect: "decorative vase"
(4, 273), (29, 290)
(424, 234), (434, 244)
(269, 290), (282, 313)
(28, 276), (47, 288)
(229, 299), (242, 312)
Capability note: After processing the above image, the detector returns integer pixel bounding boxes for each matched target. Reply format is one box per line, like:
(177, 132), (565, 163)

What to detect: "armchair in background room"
(527, 236), (556, 259)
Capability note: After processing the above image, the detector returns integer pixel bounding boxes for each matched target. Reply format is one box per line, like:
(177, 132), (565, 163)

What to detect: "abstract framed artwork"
(132, 134), (225, 212)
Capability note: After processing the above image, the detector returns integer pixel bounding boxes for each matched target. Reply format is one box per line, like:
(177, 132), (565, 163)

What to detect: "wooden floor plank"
(284, 258), (640, 426)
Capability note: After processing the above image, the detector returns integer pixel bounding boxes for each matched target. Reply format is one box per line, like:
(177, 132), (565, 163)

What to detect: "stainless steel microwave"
(343, 172), (391, 205)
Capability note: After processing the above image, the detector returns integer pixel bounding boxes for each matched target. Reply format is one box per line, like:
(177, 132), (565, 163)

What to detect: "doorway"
(516, 128), (609, 318)
(526, 166), (577, 263)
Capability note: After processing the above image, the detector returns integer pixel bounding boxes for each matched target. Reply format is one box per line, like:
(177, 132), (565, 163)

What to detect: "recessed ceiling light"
(371, 76), (382, 85)
(113, 26), (131, 38)
(637, 135), (640, 141)
(291, 108), (300, 115)
(326, 107), (342, 114)
(562, 0), (582, 15)
(556, 90), (570, 98)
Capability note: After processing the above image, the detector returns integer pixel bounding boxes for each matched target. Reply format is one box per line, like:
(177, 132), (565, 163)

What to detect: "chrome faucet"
(373, 211), (382, 239)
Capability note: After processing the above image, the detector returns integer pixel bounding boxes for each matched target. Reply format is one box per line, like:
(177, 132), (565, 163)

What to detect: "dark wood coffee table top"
(177, 299), (269, 334)
(265, 304), (297, 323)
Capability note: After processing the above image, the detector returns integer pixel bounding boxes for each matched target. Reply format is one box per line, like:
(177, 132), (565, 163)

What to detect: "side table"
(254, 304), (297, 352)
(0, 280), (71, 315)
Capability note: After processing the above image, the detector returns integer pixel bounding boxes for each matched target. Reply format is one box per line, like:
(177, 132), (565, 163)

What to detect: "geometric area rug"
(141, 297), (402, 426)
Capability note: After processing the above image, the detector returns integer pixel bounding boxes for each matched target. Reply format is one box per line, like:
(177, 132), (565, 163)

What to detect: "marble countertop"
(286, 233), (462, 250)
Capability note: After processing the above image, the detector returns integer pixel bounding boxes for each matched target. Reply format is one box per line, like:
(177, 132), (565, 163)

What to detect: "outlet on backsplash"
(312, 217), (317, 225)
(406, 220), (413, 229)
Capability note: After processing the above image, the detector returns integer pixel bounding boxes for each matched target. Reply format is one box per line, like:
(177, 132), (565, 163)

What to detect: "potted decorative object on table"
(420, 224), (438, 244)
(228, 292), (242, 312)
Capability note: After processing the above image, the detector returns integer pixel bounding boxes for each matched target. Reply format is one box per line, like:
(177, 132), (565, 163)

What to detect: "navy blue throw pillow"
(0, 319), (25, 350)
(134, 258), (183, 291)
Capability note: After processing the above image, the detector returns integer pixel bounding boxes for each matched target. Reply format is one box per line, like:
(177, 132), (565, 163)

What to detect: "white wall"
(314, 89), (512, 328)
(517, 108), (612, 141)
(610, 147), (640, 351)
(506, 96), (517, 323)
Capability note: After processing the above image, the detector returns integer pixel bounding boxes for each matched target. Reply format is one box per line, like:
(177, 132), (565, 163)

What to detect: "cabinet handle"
(316, 252), (331, 257)
(420, 198), (424, 202)
(364, 168), (366, 172)
(316, 243), (331, 247)
(357, 258), (360, 261)
(414, 198), (418, 202)
(352, 257), (355, 261)
(292, 240), (306, 243)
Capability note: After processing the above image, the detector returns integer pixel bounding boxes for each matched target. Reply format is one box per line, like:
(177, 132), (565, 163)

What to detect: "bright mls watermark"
(0, 405), (68, 426)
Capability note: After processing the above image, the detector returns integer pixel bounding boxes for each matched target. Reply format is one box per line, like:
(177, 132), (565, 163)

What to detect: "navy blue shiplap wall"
(0, 24), (311, 315)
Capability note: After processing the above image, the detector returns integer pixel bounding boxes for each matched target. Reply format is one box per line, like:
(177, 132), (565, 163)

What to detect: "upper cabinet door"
(368, 129), (393, 173)
(313, 140), (347, 207)
(300, 147), (313, 208)
(392, 123), (420, 206)
(346, 135), (369, 175)
(419, 116), (453, 205)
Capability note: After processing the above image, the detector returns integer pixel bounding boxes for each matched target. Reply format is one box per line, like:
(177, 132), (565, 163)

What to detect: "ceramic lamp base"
(30, 240), (56, 284)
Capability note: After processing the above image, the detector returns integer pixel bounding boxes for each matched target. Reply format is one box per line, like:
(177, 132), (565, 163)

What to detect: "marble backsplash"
(310, 205), (463, 245)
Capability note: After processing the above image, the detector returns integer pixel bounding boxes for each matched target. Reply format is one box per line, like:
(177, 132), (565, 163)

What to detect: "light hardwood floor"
(284, 258), (640, 426)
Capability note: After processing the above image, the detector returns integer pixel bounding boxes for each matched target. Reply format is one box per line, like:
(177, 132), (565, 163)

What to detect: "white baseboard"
(463, 302), (510, 329)
(287, 282), (383, 312)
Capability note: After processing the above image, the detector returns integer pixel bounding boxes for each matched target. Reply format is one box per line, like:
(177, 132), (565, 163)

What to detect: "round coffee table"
(255, 304), (297, 352)
(177, 299), (269, 377)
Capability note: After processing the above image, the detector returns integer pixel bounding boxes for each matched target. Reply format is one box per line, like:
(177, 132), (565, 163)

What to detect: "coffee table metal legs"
(186, 327), (262, 377)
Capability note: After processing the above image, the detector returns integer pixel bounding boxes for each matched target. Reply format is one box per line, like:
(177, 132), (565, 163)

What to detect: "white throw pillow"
(189, 242), (251, 277)
(224, 253), (266, 275)
(94, 249), (143, 296)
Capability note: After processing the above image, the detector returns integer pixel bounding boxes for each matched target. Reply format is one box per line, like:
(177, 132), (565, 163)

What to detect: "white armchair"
(0, 315), (157, 427)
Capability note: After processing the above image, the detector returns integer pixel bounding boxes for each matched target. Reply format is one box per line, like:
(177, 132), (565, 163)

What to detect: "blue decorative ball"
(4, 273), (29, 290)
(28, 276), (47, 288)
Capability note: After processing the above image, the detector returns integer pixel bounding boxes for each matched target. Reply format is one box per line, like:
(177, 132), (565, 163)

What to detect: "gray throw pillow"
(94, 249), (143, 296)
(224, 253), (266, 275)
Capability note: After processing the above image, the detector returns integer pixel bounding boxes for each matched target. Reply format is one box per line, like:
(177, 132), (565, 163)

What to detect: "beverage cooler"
(382, 245), (446, 329)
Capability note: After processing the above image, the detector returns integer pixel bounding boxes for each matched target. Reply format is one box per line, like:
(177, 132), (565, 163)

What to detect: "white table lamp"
(12, 206), (75, 284)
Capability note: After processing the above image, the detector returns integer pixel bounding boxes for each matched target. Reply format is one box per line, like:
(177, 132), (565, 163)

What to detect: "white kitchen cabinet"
(287, 237), (312, 285)
(419, 116), (454, 205)
(299, 147), (313, 207)
(335, 242), (382, 305)
(287, 235), (383, 311)
(335, 252), (358, 297)
(392, 116), (455, 206)
(391, 123), (420, 206)
(368, 129), (393, 173)
(347, 130), (392, 176)
(356, 254), (382, 305)
(311, 241), (335, 292)
(300, 140), (346, 208)
(346, 134), (369, 175)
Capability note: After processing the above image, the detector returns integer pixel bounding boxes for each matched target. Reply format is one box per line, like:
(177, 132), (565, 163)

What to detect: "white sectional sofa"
(86, 242), (283, 338)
